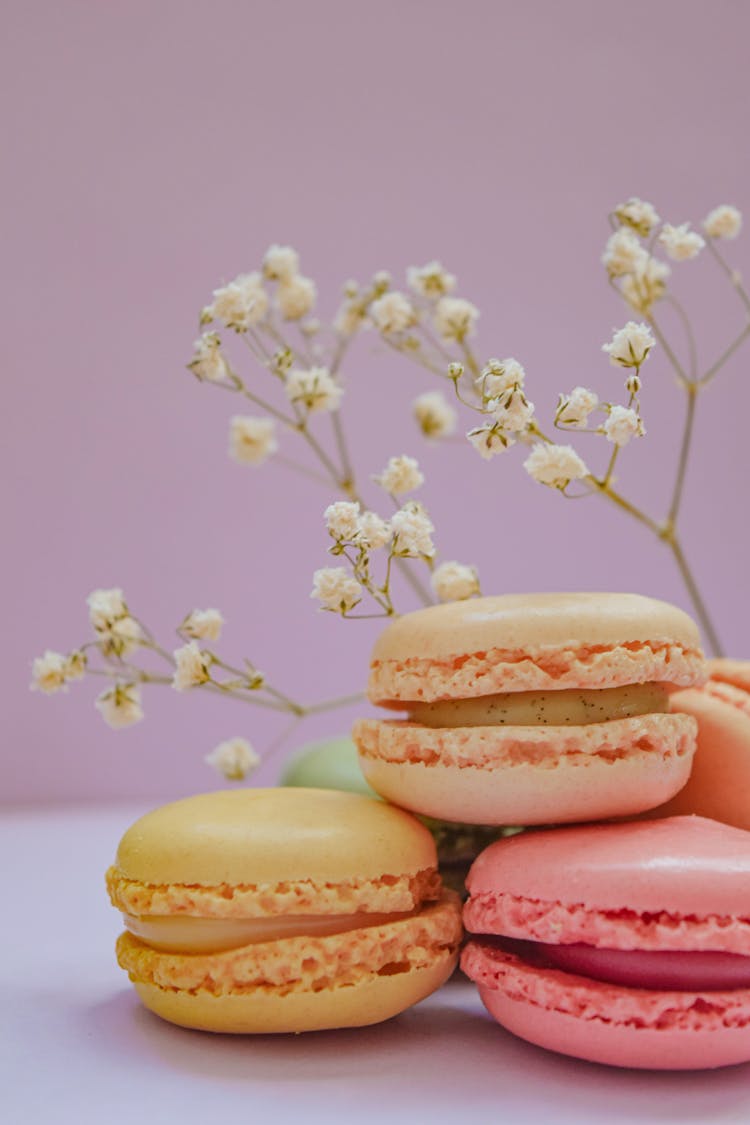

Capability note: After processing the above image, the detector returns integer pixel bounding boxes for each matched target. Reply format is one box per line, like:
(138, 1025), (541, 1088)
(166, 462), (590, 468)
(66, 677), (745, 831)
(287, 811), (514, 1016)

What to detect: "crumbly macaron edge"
(106, 866), (442, 918)
(463, 891), (750, 955)
(369, 641), (705, 705)
(353, 712), (697, 772)
(461, 941), (750, 1032)
(116, 892), (462, 996)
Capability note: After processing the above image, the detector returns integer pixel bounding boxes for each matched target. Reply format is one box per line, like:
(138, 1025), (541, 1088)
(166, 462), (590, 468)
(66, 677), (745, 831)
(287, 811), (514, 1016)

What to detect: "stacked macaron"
(460, 817), (750, 1069)
(353, 593), (705, 825)
(650, 658), (750, 830)
(107, 788), (462, 1033)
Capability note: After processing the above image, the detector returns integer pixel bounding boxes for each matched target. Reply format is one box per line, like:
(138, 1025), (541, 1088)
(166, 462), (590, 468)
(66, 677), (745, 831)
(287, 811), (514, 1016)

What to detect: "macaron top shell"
(466, 816), (750, 918)
(115, 788), (436, 887)
(368, 592), (704, 703)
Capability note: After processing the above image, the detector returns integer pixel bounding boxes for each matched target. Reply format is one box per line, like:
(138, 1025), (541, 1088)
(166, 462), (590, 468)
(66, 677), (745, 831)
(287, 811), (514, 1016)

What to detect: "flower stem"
(668, 535), (724, 656)
(668, 382), (698, 525)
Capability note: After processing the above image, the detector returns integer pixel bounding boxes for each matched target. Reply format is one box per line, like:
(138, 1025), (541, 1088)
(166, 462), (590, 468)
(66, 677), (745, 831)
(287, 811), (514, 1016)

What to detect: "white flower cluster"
(556, 386), (599, 429)
(95, 682), (144, 729)
(181, 608), (225, 642)
(188, 332), (232, 383)
(434, 296), (479, 342)
(466, 358), (535, 461)
(602, 322), (655, 368)
(284, 366), (342, 413)
(30, 649), (86, 694)
(203, 273), (269, 332)
(431, 561), (480, 602)
(370, 291), (416, 335)
(704, 205), (742, 240)
(229, 416), (278, 465)
(310, 567), (363, 614)
(412, 390), (456, 439)
(261, 244), (317, 322)
(205, 736), (260, 781)
(87, 587), (142, 657)
(374, 454), (424, 496)
(524, 443), (589, 490)
(407, 261), (457, 299)
(659, 223), (705, 262)
(602, 201), (672, 315)
(172, 641), (212, 691)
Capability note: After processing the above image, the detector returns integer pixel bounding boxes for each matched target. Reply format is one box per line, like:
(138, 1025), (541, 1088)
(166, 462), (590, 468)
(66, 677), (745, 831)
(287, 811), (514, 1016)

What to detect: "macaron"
(353, 592), (705, 825)
(461, 816), (750, 1069)
(280, 735), (513, 894)
(106, 788), (462, 1033)
(651, 659), (750, 830)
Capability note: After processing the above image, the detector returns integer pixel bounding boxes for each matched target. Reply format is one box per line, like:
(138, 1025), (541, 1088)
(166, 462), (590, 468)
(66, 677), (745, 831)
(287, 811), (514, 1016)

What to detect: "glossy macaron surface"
(461, 817), (750, 1068)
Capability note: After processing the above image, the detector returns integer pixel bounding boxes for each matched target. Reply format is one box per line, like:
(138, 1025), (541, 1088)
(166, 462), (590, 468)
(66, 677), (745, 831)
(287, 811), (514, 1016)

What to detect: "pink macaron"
(461, 817), (750, 1069)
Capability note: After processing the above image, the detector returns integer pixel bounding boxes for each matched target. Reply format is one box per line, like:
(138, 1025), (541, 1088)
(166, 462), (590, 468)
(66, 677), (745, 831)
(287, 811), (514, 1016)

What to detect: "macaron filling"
(491, 938), (750, 992)
(124, 908), (420, 954)
(407, 683), (670, 728)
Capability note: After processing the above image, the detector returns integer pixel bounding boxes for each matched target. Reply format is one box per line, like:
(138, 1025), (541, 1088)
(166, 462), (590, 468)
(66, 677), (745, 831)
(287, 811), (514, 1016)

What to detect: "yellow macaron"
(106, 788), (462, 1033)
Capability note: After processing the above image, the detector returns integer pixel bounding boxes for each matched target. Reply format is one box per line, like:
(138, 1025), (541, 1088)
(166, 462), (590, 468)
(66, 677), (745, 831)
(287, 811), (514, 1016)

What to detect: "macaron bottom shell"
(131, 951), (457, 1034)
(463, 942), (750, 1070)
(356, 712), (695, 825)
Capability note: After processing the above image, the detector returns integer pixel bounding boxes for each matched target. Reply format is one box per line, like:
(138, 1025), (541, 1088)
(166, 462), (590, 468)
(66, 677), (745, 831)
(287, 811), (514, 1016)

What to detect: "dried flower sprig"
(358, 200), (749, 655)
(30, 586), (365, 774)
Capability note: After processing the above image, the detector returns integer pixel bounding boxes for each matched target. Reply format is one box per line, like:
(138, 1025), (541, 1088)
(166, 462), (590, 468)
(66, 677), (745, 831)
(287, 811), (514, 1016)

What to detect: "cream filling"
(407, 683), (670, 728)
(123, 909), (418, 954)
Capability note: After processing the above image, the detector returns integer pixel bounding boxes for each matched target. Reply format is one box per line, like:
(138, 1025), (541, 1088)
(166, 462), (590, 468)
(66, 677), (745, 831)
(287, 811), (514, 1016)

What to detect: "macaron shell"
(117, 894), (462, 1033)
(463, 941), (750, 1069)
(354, 713), (696, 825)
(368, 593), (704, 704)
(652, 683), (750, 830)
(131, 954), (456, 1034)
(466, 816), (750, 917)
(107, 865), (441, 920)
(114, 788), (436, 888)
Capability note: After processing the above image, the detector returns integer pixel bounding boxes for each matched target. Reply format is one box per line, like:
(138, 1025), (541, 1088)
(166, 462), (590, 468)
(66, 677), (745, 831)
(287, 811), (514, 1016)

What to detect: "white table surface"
(3, 803), (750, 1125)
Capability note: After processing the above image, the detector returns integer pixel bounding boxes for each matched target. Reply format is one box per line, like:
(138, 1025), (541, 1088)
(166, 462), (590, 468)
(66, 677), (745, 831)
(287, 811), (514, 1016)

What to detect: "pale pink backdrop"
(3, 0), (749, 805)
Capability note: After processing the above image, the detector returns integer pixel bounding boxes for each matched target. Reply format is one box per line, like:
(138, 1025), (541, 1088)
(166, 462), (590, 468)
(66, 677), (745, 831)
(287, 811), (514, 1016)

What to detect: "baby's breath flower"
(413, 390), (457, 439)
(556, 386), (599, 428)
(370, 291), (416, 335)
(324, 500), (361, 541)
(311, 567), (362, 613)
(603, 405), (645, 447)
(374, 455), (424, 497)
(276, 275), (317, 321)
(105, 615), (143, 657)
(262, 244), (300, 282)
(207, 273), (268, 331)
(704, 205), (743, 240)
(431, 561), (480, 603)
(407, 261), (457, 299)
(620, 256), (670, 314)
(523, 443), (589, 489)
(433, 296), (479, 341)
(188, 332), (231, 383)
(64, 650), (87, 681)
(625, 373), (642, 395)
(491, 393), (535, 434)
(477, 357), (526, 401)
(602, 322), (655, 368)
(614, 197), (660, 238)
(30, 650), (68, 694)
(391, 502), (435, 558)
(602, 229), (648, 278)
(466, 424), (513, 460)
(285, 367), (343, 413)
(448, 362), (464, 380)
(355, 511), (391, 550)
(659, 223), (705, 262)
(205, 736), (260, 781)
(182, 609), (225, 642)
(334, 299), (367, 336)
(229, 416), (278, 466)
(95, 683), (144, 729)
(172, 641), (212, 691)
(87, 588), (128, 632)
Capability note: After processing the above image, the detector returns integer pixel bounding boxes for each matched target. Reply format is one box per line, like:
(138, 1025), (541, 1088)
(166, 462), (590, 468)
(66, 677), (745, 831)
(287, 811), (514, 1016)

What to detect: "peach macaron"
(106, 788), (462, 1033)
(461, 816), (750, 1069)
(353, 593), (705, 825)
(651, 658), (750, 830)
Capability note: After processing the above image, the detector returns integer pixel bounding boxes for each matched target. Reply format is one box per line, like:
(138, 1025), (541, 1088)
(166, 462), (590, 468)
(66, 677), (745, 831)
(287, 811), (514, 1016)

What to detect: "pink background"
(4, 0), (749, 805)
